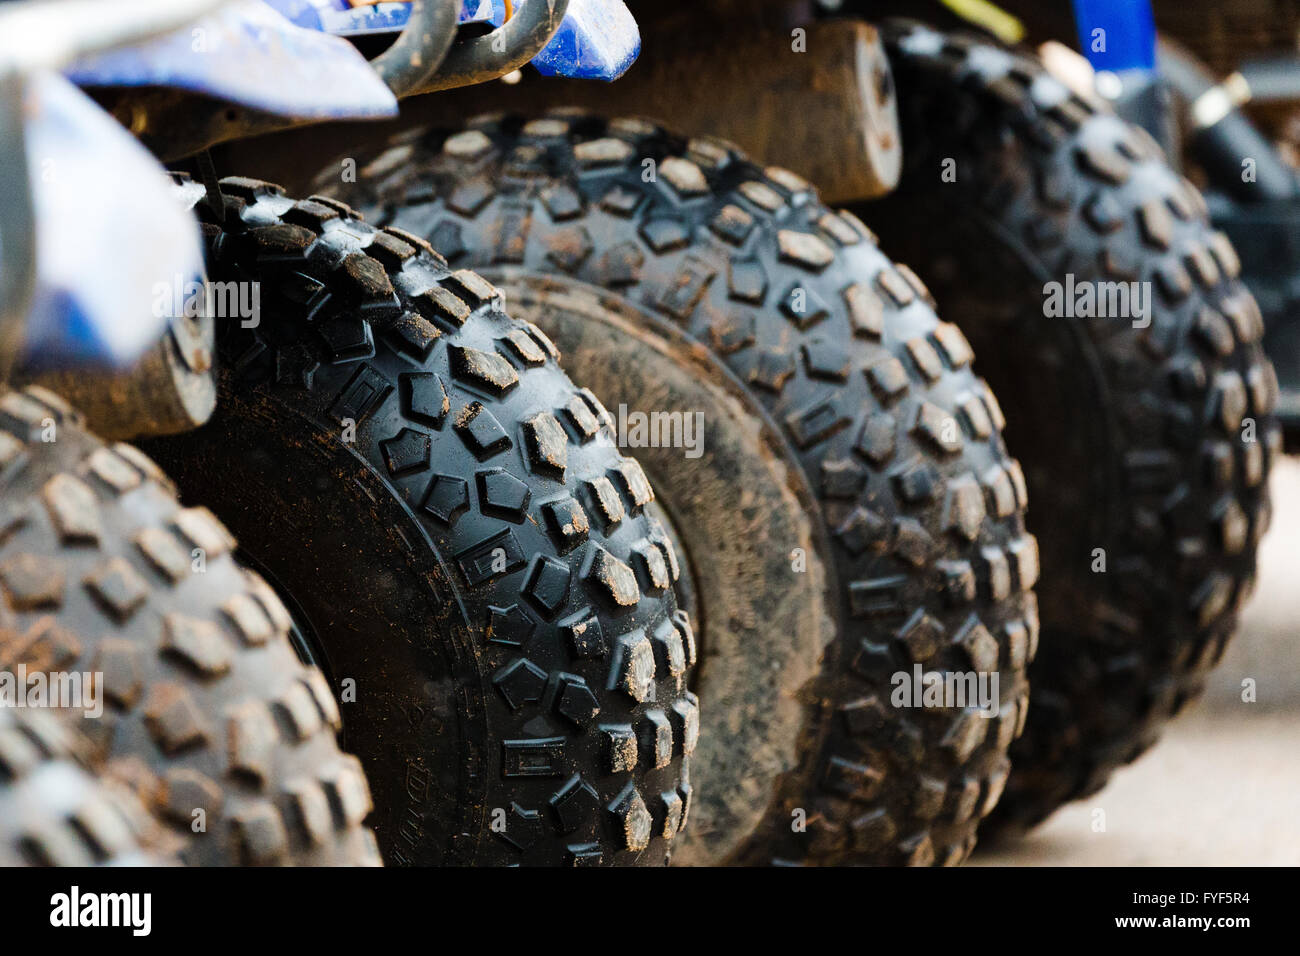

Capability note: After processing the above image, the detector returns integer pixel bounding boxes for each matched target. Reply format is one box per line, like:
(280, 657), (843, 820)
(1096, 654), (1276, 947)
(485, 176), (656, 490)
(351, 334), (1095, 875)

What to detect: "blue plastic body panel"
(267, 0), (641, 81)
(1071, 0), (1157, 73)
(529, 0), (639, 80)
(20, 72), (205, 370)
(264, 0), (500, 35)
(64, 0), (398, 120)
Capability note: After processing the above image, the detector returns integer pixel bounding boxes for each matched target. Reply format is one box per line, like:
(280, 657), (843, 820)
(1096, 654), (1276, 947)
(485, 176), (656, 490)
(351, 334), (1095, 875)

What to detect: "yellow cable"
(938, 0), (1026, 45)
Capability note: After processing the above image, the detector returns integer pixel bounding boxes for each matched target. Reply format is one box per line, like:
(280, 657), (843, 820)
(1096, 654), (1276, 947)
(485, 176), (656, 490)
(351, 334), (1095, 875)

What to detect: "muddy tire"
(0, 706), (169, 866)
(0, 386), (379, 866)
(318, 114), (1041, 865)
(141, 179), (694, 866)
(870, 22), (1281, 831)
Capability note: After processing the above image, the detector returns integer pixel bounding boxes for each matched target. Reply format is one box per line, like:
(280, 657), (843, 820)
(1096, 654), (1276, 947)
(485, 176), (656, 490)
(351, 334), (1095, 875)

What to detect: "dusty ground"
(973, 457), (1300, 866)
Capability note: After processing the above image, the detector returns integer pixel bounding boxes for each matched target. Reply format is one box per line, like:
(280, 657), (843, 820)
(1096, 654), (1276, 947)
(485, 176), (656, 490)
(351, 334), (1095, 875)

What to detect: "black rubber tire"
(318, 113), (1041, 865)
(869, 22), (1282, 831)
(0, 706), (170, 866)
(142, 178), (695, 867)
(0, 386), (380, 866)
(455, 270), (839, 867)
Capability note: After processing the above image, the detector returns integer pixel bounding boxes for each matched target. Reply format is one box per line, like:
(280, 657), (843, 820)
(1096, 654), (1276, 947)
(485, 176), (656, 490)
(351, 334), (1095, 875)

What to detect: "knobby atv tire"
(319, 113), (1041, 866)
(142, 179), (695, 866)
(0, 706), (169, 866)
(0, 387), (379, 866)
(871, 22), (1281, 831)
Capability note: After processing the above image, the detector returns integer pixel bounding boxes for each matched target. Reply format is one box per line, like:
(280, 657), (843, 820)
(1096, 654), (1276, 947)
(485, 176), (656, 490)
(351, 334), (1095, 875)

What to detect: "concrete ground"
(973, 457), (1300, 866)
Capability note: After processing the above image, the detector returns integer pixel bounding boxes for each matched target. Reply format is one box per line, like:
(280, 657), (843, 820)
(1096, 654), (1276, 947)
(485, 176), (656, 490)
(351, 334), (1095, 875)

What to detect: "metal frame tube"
(1159, 39), (1297, 202)
(415, 0), (570, 94)
(370, 0), (463, 98)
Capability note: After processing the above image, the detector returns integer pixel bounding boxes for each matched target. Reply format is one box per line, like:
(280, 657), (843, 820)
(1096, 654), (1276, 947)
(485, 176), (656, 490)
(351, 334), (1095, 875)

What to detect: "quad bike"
(0, 0), (407, 866)
(0, 0), (1036, 868)
(246, 0), (1043, 866)
(4, 0), (698, 868)
(271, 0), (1275, 854)
(937, 0), (1300, 444)
(866, 6), (1280, 833)
(0, 0), (1278, 870)
(13, 0), (1027, 869)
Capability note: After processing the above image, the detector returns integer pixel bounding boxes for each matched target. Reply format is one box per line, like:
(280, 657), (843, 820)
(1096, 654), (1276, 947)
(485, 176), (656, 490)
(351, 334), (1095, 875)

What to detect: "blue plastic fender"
(528, 0), (639, 80)
(64, 0), (398, 120)
(267, 0), (641, 81)
(1071, 0), (1157, 74)
(20, 72), (206, 370)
